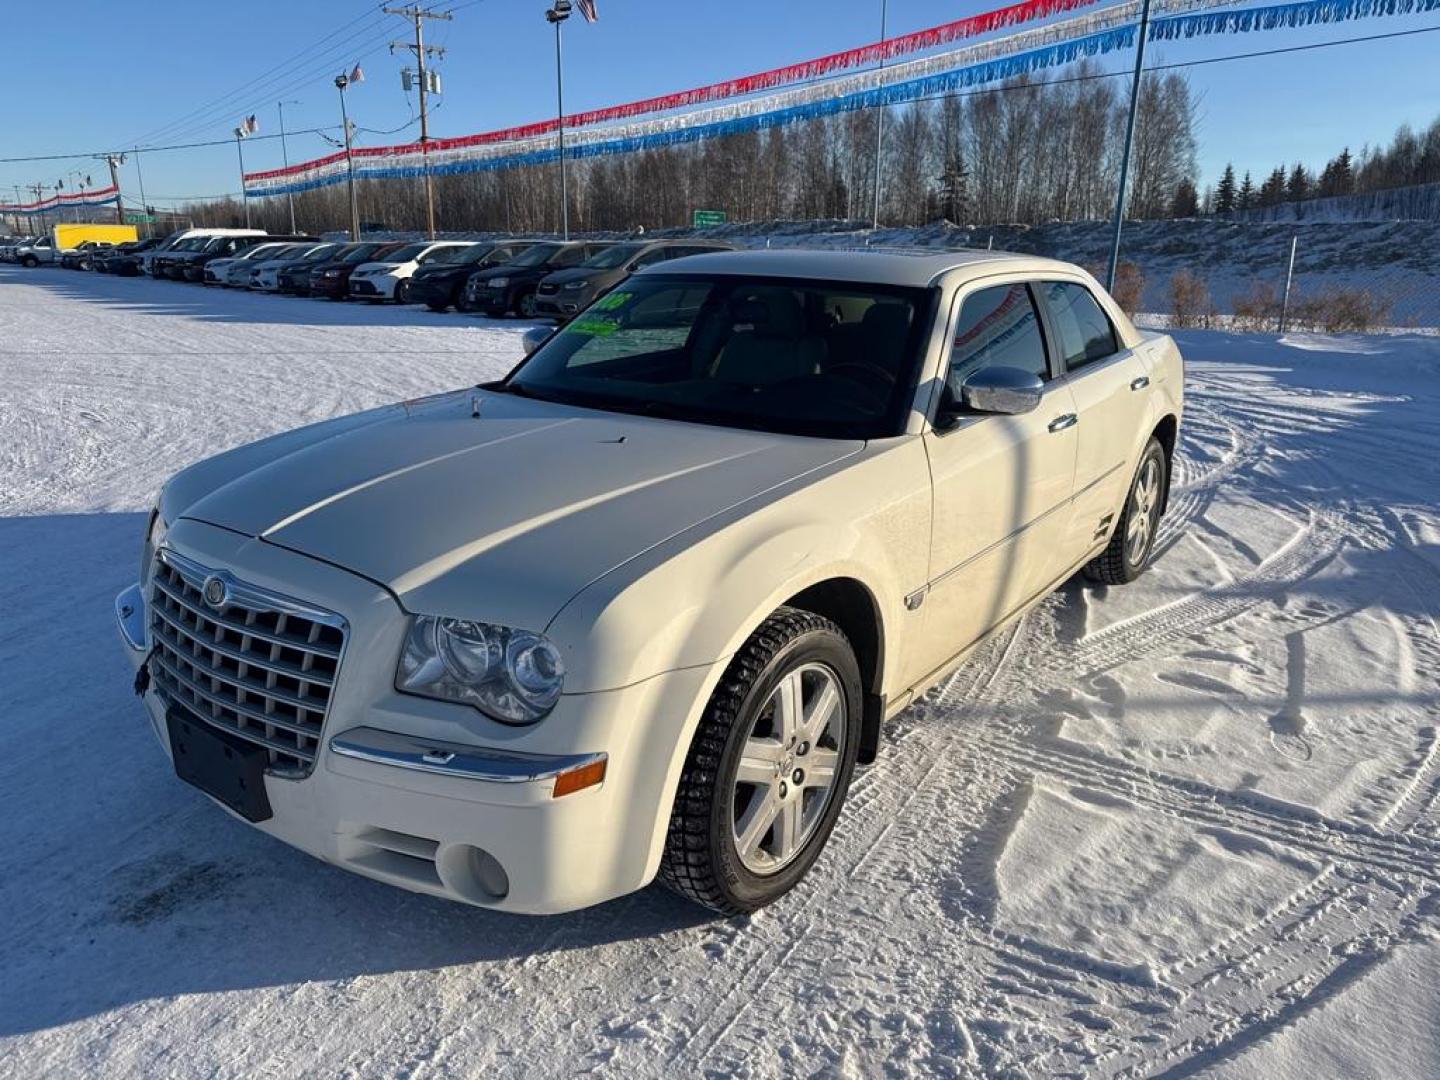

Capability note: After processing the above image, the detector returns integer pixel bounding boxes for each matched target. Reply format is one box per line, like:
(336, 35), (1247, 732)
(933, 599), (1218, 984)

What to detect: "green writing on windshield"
(567, 318), (620, 337)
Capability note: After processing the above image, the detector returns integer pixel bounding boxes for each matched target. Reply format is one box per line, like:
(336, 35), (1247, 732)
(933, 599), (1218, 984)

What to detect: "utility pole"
(335, 70), (363, 241)
(1106, 0), (1153, 293)
(30, 183), (47, 236)
(98, 153), (127, 226)
(387, 5), (450, 239)
(872, 0), (888, 231)
(278, 101), (301, 233)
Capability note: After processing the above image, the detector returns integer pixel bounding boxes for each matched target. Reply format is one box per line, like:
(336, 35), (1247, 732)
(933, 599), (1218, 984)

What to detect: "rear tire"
(660, 607), (862, 915)
(1083, 437), (1167, 585)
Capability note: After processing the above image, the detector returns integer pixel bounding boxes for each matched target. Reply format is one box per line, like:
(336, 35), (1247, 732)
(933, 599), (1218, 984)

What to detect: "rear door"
(1037, 280), (1152, 556)
(915, 278), (1079, 680)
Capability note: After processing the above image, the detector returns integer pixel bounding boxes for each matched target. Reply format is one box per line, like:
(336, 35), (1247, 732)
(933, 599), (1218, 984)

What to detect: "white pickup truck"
(117, 249), (1184, 916)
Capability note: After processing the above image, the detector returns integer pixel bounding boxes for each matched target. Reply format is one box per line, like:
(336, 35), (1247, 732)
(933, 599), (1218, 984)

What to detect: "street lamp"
(234, 122), (254, 228)
(546, 0), (571, 240)
(335, 70), (363, 241)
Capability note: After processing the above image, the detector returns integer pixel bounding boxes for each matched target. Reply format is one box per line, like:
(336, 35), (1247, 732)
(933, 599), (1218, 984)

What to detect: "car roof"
(653, 247), (1079, 287)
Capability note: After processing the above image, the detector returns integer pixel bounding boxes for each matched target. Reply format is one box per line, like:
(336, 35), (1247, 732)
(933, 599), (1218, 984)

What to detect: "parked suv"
(405, 241), (537, 312)
(187, 235), (310, 282)
(117, 250), (1183, 916)
(95, 238), (160, 274)
(462, 241), (613, 317)
(534, 240), (734, 319)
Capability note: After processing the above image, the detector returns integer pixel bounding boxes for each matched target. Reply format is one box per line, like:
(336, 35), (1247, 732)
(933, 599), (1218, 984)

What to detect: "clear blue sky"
(1, 0), (1436, 209)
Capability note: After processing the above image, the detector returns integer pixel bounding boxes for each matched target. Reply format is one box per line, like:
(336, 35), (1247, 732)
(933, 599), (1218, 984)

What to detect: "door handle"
(1130, 375), (1150, 391)
(1048, 413), (1078, 433)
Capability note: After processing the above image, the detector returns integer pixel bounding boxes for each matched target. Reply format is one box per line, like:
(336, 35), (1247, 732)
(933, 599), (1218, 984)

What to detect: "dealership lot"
(2, 265), (1438, 1077)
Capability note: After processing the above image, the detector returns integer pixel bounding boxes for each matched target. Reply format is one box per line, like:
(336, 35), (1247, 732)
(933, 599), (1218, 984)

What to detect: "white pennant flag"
(245, 115), (259, 135)
(350, 64), (366, 84)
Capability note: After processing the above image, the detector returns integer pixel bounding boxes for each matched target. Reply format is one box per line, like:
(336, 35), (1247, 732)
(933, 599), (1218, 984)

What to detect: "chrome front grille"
(147, 550), (347, 777)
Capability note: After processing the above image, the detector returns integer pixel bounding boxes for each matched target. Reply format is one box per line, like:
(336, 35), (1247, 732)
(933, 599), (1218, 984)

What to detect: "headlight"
(142, 503), (167, 583)
(563, 279), (590, 290)
(396, 615), (565, 724)
(323, 268), (342, 277)
(487, 277), (509, 288)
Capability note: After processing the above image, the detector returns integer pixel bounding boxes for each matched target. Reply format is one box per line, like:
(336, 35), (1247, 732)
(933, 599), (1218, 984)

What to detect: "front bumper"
(115, 520), (713, 914)
(349, 277), (390, 298)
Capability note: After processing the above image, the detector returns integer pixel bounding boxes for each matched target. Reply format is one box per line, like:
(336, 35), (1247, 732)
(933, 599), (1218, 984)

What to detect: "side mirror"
(521, 326), (554, 357)
(959, 365), (1045, 416)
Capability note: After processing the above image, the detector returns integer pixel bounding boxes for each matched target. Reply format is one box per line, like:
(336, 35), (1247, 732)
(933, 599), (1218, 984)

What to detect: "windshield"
(340, 243), (384, 262)
(382, 243), (428, 262)
(294, 244), (337, 262)
(508, 244), (563, 268)
(426, 243), (493, 265)
(239, 243), (285, 260)
(579, 244), (643, 270)
(506, 274), (931, 439)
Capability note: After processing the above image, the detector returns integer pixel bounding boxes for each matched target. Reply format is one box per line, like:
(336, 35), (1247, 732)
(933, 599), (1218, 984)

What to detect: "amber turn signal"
(552, 757), (607, 798)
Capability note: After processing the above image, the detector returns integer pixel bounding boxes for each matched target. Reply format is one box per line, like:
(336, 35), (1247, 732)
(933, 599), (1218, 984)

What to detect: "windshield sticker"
(594, 291), (632, 311)
(566, 317), (621, 337)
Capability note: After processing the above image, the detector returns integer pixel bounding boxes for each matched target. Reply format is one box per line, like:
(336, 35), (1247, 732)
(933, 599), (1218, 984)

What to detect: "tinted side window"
(1043, 282), (1118, 371)
(553, 246), (588, 268)
(948, 284), (1049, 387)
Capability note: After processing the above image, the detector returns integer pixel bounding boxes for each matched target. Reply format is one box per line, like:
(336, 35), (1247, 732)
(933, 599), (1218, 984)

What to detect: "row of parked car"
(5, 226), (735, 320)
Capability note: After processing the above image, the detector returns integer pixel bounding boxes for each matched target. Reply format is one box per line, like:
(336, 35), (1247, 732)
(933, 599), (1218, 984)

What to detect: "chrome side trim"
(115, 584), (147, 652)
(329, 726), (606, 784)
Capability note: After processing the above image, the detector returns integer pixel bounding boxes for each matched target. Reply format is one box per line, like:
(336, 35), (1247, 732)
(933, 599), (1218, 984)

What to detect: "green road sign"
(692, 209), (727, 228)
(125, 212), (156, 224)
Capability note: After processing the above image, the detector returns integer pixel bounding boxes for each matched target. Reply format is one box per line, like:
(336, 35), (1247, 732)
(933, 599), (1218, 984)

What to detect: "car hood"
(470, 265), (545, 283)
(167, 389), (860, 630)
(542, 267), (620, 288)
(354, 260), (408, 275)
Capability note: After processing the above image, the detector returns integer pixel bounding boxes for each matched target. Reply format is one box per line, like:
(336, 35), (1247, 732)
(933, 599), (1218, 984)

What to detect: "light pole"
(335, 71), (363, 241)
(1106, 0), (1153, 293)
(234, 124), (253, 228)
(546, 0), (572, 240)
(872, 0), (888, 231)
(278, 100), (301, 233)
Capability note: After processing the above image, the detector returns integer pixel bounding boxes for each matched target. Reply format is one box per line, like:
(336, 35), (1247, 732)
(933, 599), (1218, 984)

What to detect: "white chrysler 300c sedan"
(116, 249), (1183, 915)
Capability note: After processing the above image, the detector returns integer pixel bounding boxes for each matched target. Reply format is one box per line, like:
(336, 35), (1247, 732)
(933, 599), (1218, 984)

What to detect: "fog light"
(553, 756), (606, 798)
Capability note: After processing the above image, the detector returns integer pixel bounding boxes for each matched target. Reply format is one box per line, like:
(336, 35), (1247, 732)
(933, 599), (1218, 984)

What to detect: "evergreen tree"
(1286, 162), (1311, 202)
(936, 150), (971, 224)
(1170, 177), (1199, 218)
(1259, 167), (1287, 207)
(1214, 163), (1237, 213)
(1238, 171), (1255, 210)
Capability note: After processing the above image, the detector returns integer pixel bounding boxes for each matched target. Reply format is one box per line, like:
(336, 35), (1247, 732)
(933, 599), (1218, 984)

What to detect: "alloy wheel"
(1126, 456), (1162, 565)
(731, 662), (847, 875)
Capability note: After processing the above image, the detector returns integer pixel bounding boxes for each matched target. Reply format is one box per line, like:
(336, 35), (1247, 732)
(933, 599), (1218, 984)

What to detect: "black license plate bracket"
(166, 708), (274, 823)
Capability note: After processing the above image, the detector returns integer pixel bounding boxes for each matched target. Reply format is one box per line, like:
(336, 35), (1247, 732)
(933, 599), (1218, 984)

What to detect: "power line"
(128, 9), (398, 149)
(4, 22), (1437, 175)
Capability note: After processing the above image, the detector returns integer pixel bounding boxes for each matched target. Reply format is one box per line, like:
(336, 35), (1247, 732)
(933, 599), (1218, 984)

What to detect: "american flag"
(576, 0), (598, 22)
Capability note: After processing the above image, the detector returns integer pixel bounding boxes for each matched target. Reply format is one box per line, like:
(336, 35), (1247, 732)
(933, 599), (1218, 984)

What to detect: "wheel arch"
(1150, 413), (1179, 514)
(782, 577), (886, 764)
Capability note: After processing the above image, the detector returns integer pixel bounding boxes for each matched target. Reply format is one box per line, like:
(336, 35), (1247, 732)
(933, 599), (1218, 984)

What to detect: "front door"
(916, 279), (1078, 681)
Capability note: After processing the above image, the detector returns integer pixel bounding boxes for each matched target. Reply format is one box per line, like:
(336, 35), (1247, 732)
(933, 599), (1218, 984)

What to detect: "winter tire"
(1084, 436), (1167, 585)
(660, 606), (862, 915)
(517, 290), (537, 318)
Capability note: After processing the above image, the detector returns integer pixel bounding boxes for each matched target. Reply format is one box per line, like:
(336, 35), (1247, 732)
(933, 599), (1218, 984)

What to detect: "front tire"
(660, 607), (862, 915)
(1084, 437), (1167, 585)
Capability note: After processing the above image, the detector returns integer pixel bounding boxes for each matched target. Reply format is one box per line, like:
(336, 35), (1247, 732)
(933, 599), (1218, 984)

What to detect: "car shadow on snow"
(0, 509), (711, 1039)
(1, 264), (544, 332)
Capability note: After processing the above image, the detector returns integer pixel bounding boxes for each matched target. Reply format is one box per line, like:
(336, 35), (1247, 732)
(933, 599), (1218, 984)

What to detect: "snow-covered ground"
(2, 266), (1438, 1078)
